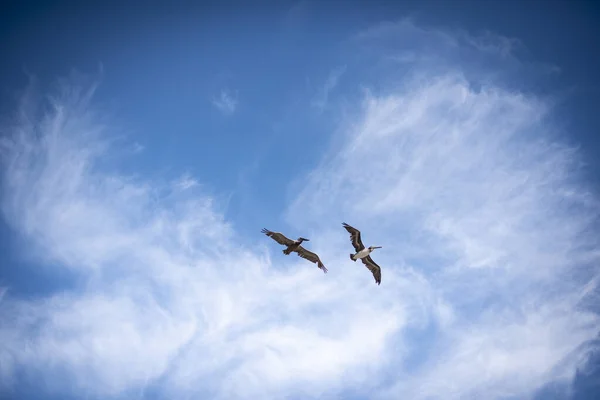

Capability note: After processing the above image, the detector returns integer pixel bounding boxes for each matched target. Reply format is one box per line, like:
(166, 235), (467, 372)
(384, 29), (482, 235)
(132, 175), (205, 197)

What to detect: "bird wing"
(342, 222), (365, 252)
(261, 228), (295, 246)
(361, 255), (381, 285)
(295, 245), (328, 274)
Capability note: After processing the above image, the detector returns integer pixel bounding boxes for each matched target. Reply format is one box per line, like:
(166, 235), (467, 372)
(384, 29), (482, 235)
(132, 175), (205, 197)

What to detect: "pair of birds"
(261, 222), (383, 285)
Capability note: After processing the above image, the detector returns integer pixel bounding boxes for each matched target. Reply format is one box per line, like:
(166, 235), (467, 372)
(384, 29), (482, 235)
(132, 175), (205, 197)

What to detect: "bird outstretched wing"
(295, 246), (328, 274)
(361, 255), (381, 285)
(261, 228), (296, 246)
(342, 222), (365, 252)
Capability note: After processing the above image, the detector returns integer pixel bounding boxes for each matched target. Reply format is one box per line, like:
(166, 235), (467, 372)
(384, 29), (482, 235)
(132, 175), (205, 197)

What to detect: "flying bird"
(342, 222), (382, 285)
(261, 228), (328, 273)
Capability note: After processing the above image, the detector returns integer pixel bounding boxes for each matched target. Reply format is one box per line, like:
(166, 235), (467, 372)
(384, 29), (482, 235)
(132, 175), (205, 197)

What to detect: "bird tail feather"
(320, 262), (328, 274)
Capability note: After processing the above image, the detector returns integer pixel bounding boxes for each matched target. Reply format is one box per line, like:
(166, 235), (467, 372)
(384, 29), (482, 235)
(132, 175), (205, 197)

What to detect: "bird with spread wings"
(342, 222), (382, 285)
(261, 228), (328, 273)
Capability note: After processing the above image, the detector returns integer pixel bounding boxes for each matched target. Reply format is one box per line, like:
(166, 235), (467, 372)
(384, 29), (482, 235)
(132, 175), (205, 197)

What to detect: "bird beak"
(374, 246), (382, 249)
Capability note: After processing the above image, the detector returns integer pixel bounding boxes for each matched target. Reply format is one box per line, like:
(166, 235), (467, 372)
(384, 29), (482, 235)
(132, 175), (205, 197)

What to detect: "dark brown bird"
(261, 228), (328, 273)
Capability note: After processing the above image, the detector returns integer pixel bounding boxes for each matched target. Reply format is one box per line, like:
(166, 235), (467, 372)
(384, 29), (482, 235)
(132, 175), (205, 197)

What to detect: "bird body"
(282, 239), (308, 255)
(261, 228), (328, 273)
(342, 222), (383, 285)
(350, 247), (379, 261)
(260, 228), (308, 254)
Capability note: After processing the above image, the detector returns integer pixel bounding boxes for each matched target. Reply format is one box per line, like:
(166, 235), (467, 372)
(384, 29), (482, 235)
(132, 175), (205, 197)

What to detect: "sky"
(1, 1), (600, 399)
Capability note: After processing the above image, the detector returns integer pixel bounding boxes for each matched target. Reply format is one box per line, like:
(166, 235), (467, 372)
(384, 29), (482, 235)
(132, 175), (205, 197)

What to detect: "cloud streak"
(212, 89), (238, 115)
(311, 65), (346, 113)
(1, 18), (599, 400)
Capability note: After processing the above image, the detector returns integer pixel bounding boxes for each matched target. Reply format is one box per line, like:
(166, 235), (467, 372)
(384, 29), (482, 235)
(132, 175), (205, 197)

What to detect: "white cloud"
(287, 19), (600, 400)
(0, 18), (599, 400)
(212, 89), (238, 115)
(0, 74), (428, 399)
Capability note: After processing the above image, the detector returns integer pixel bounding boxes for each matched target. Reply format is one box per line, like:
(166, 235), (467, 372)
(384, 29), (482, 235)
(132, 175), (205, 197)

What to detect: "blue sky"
(1, 1), (600, 399)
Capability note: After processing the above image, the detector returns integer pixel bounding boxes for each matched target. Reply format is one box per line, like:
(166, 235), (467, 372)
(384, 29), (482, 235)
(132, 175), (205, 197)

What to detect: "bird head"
(369, 246), (382, 251)
(298, 237), (310, 242)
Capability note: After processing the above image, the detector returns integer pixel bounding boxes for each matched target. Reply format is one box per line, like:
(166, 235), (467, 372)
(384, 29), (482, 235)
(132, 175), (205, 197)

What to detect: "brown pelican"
(261, 228), (328, 273)
(342, 222), (382, 285)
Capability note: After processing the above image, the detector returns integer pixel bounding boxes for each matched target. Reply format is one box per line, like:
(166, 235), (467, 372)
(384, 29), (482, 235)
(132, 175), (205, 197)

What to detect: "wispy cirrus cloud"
(212, 89), (238, 115)
(0, 17), (598, 400)
(131, 141), (145, 153)
(173, 173), (199, 191)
